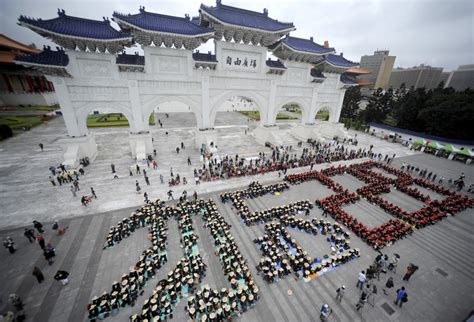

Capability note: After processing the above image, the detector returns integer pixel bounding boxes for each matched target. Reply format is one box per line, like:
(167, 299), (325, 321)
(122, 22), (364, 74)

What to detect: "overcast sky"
(1, 0), (472, 71)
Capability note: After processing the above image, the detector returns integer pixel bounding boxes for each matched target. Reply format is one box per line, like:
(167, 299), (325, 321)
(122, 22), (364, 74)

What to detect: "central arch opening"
(150, 101), (197, 129)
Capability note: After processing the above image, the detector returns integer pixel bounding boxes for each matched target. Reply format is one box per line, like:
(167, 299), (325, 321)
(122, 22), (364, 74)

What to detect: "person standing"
(33, 220), (44, 233)
(403, 264), (419, 281)
(39, 143), (44, 151)
(160, 174), (164, 184)
(187, 157), (191, 166)
(145, 176), (150, 186)
(144, 192), (149, 204)
(111, 163), (115, 173)
(49, 176), (56, 186)
(136, 164), (141, 175)
(143, 169), (147, 177)
(336, 285), (345, 302)
(356, 271), (366, 290)
(383, 276), (394, 295)
(91, 187), (97, 199)
(394, 287), (407, 307)
(32, 266), (44, 283)
(319, 304), (331, 321)
(70, 185), (76, 197)
(24, 228), (35, 243)
(193, 191), (198, 201)
(136, 181), (141, 194)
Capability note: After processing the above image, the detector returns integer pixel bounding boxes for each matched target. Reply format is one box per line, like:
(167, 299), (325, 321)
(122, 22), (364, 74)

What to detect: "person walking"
(33, 220), (44, 233)
(8, 294), (24, 311)
(110, 163), (115, 173)
(3, 237), (16, 254)
(336, 285), (345, 302)
(383, 276), (394, 295)
(24, 228), (36, 243)
(176, 147), (180, 154)
(356, 285), (369, 311)
(143, 169), (147, 177)
(394, 287), (407, 307)
(32, 266), (44, 283)
(144, 192), (149, 204)
(54, 270), (70, 286)
(160, 174), (164, 184)
(36, 234), (46, 250)
(136, 164), (141, 175)
(43, 248), (55, 265)
(49, 176), (56, 186)
(167, 190), (174, 200)
(136, 180), (141, 194)
(145, 176), (150, 186)
(91, 187), (97, 199)
(319, 304), (331, 321)
(39, 143), (44, 151)
(403, 264), (418, 281)
(193, 191), (198, 201)
(356, 271), (366, 290)
(187, 156), (191, 166)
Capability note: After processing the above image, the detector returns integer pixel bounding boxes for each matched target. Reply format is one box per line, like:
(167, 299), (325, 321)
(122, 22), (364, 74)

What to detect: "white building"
(15, 2), (364, 166)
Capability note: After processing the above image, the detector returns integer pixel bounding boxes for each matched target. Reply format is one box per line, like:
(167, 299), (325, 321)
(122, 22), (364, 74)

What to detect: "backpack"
(402, 293), (408, 302)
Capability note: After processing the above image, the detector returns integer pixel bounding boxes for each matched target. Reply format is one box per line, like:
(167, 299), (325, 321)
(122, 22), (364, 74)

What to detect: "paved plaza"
(0, 114), (473, 322)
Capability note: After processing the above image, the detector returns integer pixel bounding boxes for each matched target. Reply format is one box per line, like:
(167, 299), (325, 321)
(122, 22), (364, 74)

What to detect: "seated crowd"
(254, 221), (359, 283)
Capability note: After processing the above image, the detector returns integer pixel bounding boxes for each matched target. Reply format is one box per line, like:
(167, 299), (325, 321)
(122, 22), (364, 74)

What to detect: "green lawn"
(87, 113), (155, 127)
(238, 111), (297, 120)
(316, 110), (330, 121)
(0, 115), (44, 130)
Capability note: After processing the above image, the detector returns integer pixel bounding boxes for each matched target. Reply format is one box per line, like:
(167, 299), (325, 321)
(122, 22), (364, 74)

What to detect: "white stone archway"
(275, 97), (311, 125)
(75, 101), (135, 135)
(141, 95), (202, 130)
(209, 90), (268, 127)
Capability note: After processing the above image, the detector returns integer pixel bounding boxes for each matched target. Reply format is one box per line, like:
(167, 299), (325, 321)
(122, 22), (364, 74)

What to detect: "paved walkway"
(0, 112), (425, 230)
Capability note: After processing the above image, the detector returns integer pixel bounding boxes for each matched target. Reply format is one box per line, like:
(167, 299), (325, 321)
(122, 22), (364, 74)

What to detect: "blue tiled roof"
(192, 51), (217, 62)
(326, 54), (359, 68)
(310, 68), (325, 78)
(200, 3), (294, 32)
(116, 53), (144, 65)
(273, 36), (335, 54)
(15, 46), (69, 67)
(266, 59), (286, 69)
(18, 9), (131, 40)
(340, 73), (357, 84)
(113, 7), (214, 36)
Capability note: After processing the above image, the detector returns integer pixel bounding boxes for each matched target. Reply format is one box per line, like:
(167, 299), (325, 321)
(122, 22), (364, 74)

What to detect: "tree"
(363, 88), (386, 123)
(0, 125), (13, 140)
(341, 86), (361, 119)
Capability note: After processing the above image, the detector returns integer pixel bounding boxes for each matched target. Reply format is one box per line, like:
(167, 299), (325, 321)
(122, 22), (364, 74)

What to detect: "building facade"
(358, 50), (396, 90)
(444, 64), (474, 91)
(0, 34), (58, 106)
(16, 2), (364, 166)
(388, 64), (443, 90)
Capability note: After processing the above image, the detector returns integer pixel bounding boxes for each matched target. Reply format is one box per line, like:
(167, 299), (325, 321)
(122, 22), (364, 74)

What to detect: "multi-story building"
(445, 64), (474, 91)
(388, 64), (443, 90)
(359, 50), (396, 90)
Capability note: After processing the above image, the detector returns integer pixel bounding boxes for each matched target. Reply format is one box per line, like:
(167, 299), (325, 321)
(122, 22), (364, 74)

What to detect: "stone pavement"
(0, 111), (425, 230)
(0, 152), (473, 322)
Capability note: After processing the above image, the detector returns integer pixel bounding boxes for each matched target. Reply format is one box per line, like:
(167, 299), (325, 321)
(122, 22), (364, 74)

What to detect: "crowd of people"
(285, 160), (473, 249)
(88, 198), (260, 321)
(254, 219), (360, 283)
(196, 141), (378, 183)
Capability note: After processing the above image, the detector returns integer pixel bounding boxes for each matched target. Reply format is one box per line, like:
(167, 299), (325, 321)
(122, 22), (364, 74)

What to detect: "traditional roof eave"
(18, 21), (133, 43)
(112, 16), (215, 39)
(13, 60), (66, 69)
(276, 41), (335, 56)
(199, 10), (295, 35)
